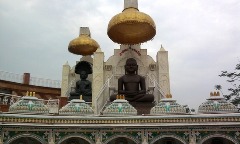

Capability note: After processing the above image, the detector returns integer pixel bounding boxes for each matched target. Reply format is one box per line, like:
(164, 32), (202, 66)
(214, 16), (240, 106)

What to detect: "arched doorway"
(9, 137), (42, 144)
(152, 137), (185, 144)
(202, 137), (235, 144)
(107, 137), (137, 144)
(60, 137), (91, 144)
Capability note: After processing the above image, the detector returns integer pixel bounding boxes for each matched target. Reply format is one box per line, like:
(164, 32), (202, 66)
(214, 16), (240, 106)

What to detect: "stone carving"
(110, 58), (154, 102)
(149, 64), (156, 71)
(104, 65), (112, 71)
(69, 61), (92, 102)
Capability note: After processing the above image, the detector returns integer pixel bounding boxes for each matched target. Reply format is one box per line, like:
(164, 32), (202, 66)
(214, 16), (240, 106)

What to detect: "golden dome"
(107, 7), (156, 45)
(68, 27), (99, 56)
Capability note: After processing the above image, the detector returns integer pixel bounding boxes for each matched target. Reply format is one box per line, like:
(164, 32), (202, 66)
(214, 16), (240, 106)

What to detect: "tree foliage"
(218, 62), (240, 105)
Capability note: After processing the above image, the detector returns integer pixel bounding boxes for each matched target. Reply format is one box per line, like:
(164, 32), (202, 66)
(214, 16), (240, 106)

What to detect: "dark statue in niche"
(69, 61), (92, 102)
(110, 58), (154, 102)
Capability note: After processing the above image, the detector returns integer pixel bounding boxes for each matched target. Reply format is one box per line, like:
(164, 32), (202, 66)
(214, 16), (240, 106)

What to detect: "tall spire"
(160, 44), (166, 51)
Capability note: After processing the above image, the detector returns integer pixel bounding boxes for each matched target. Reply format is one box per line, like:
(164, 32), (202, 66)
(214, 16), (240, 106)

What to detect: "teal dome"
(198, 92), (237, 114)
(9, 96), (49, 114)
(103, 99), (137, 116)
(59, 99), (94, 115)
(151, 97), (187, 115)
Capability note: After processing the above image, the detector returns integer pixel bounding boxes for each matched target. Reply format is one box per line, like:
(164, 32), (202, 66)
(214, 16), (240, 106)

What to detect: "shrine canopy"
(107, 0), (156, 45)
(68, 27), (99, 56)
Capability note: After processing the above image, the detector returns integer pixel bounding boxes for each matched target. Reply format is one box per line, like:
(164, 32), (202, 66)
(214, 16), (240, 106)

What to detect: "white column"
(61, 61), (70, 97)
(156, 45), (171, 98)
(92, 48), (104, 114)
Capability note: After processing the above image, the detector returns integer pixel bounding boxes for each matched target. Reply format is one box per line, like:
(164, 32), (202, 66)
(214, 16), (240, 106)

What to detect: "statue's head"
(75, 61), (92, 75)
(125, 58), (138, 74)
(80, 70), (88, 80)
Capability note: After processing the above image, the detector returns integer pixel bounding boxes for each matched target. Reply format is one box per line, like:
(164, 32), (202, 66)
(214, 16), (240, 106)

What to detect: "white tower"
(157, 45), (171, 97)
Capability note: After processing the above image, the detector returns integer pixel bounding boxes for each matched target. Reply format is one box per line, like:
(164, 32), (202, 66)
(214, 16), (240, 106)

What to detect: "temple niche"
(61, 43), (171, 114)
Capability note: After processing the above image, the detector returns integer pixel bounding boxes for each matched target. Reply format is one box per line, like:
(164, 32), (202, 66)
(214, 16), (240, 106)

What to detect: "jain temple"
(0, 0), (240, 144)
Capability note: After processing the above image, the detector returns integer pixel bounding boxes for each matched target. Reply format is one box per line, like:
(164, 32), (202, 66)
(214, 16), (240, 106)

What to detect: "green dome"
(103, 99), (137, 116)
(198, 93), (237, 114)
(59, 99), (94, 115)
(9, 96), (49, 114)
(151, 97), (187, 115)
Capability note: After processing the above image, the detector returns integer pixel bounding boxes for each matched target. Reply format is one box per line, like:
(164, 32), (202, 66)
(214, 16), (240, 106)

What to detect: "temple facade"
(0, 0), (240, 144)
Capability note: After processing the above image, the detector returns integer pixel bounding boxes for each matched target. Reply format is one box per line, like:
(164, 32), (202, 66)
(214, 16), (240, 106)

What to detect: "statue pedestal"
(130, 102), (154, 115)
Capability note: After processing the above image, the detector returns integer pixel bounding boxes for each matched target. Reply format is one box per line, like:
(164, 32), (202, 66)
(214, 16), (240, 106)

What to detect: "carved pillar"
(92, 48), (104, 114)
(189, 131), (197, 144)
(0, 134), (3, 144)
(156, 45), (170, 99)
(48, 130), (55, 144)
(142, 130), (149, 144)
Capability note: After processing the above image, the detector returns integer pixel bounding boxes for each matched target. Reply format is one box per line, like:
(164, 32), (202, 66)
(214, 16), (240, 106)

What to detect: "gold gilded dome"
(107, 0), (156, 45)
(68, 27), (99, 56)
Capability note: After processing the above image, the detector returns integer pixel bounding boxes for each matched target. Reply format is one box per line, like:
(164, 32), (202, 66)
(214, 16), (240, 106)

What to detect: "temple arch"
(57, 134), (93, 144)
(150, 134), (187, 144)
(6, 133), (47, 144)
(199, 133), (238, 144)
(103, 135), (139, 144)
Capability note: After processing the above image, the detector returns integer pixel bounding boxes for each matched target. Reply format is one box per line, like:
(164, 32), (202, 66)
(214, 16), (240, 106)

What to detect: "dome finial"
(79, 27), (91, 37)
(124, 0), (138, 10)
(160, 44), (166, 51)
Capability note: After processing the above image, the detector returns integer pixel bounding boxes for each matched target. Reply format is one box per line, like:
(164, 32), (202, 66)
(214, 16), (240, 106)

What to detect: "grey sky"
(0, 0), (239, 110)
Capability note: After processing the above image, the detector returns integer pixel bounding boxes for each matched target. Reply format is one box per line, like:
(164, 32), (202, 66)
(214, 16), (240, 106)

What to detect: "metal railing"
(30, 77), (61, 88)
(0, 71), (23, 83)
(0, 70), (61, 88)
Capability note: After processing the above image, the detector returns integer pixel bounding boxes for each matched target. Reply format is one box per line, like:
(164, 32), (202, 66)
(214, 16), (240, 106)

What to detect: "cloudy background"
(0, 0), (239, 110)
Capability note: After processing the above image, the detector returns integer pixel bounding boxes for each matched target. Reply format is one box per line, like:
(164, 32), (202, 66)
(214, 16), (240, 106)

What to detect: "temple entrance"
(60, 137), (90, 144)
(107, 137), (137, 144)
(9, 137), (42, 144)
(202, 137), (235, 144)
(153, 137), (185, 144)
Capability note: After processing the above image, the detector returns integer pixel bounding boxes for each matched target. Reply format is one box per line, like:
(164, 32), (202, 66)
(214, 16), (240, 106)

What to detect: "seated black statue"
(69, 61), (92, 102)
(110, 58), (154, 102)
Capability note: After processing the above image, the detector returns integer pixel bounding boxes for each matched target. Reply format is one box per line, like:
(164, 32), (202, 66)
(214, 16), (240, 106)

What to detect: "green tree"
(219, 62), (240, 105)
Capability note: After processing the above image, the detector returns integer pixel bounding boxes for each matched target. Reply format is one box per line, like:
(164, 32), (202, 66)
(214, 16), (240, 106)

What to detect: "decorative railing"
(44, 99), (60, 114)
(146, 74), (166, 102)
(0, 70), (61, 88)
(95, 75), (114, 115)
(0, 93), (21, 105)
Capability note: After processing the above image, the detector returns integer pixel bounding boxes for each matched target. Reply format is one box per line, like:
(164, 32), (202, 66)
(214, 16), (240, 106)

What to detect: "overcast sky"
(0, 0), (239, 110)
